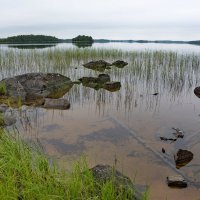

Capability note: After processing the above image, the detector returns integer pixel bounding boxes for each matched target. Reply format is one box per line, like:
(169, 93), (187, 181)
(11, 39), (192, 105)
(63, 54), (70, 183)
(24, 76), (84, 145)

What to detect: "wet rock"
(103, 82), (121, 92)
(79, 74), (111, 90)
(0, 73), (73, 107)
(160, 136), (177, 142)
(25, 93), (45, 106)
(98, 74), (111, 83)
(152, 92), (159, 96)
(194, 87), (200, 98)
(83, 60), (112, 72)
(79, 77), (101, 90)
(112, 60), (128, 68)
(43, 98), (70, 110)
(162, 148), (166, 153)
(172, 128), (184, 138)
(174, 149), (193, 169)
(167, 175), (187, 188)
(0, 104), (8, 113)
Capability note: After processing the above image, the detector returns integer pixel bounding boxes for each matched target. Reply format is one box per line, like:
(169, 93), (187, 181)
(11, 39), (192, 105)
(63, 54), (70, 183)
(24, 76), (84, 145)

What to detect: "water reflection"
(72, 42), (93, 48)
(8, 44), (57, 49)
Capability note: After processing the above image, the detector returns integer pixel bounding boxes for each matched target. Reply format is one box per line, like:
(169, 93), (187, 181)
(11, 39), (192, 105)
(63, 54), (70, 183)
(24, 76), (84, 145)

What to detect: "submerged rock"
(112, 60), (128, 68)
(174, 149), (193, 169)
(43, 98), (70, 110)
(167, 175), (187, 188)
(83, 60), (112, 72)
(0, 73), (73, 107)
(194, 87), (200, 98)
(103, 82), (121, 92)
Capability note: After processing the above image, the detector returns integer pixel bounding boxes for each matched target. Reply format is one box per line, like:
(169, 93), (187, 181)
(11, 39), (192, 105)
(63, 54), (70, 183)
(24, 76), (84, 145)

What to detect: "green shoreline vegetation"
(0, 130), (146, 200)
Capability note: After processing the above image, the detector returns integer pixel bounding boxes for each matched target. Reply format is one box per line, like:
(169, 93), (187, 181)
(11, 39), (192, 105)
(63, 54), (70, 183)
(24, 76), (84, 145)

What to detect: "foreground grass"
(0, 130), (142, 200)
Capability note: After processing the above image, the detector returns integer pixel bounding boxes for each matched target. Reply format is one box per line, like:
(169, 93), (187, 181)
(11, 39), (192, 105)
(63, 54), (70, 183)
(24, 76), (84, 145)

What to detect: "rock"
(194, 87), (200, 98)
(174, 149), (193, 169)
(43, 98), (70, 110)
(167, 175), (187, 188)
(172, 128), (184, 138)
(79, 77), (100, 90)
(103, 82), (121, 92)
(25, 93), (45, 106)
(90, 165), (136, 199)
(0, 73), (73, 107)
(0, 115), (16, 127)
(0, 104), (8, 113)
(3, 116), (17, 126)
(162, 148), (165, 153)
(83, 60), (112, 72)
(98, 74), (111, 83)
(112, 60), (128, 68)
(152, 92), (159, 96)
(79, 74), (111, 90)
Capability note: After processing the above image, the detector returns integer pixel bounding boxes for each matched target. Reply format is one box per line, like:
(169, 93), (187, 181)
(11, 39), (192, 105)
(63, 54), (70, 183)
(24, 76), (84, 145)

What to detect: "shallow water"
(1, 43), (200, 199)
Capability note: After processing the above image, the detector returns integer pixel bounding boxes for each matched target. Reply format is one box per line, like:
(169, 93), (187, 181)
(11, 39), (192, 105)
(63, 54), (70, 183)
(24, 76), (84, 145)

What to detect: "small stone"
(3, 116), (17, 126)
(162, 148), (165, 153)
(167, 175), (187, 188)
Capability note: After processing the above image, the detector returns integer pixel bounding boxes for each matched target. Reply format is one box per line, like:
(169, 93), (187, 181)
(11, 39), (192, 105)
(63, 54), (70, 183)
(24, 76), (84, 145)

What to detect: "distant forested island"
(0, 34), (199, 45)
(0, 35), (64, 44)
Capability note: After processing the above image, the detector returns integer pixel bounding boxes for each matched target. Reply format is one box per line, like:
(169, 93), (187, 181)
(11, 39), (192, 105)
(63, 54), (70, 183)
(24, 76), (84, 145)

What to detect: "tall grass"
(0, 130), (140, 200)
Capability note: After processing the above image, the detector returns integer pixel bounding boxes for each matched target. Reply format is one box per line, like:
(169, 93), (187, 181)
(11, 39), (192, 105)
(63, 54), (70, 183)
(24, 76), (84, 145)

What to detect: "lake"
(1, 42), (200, 199)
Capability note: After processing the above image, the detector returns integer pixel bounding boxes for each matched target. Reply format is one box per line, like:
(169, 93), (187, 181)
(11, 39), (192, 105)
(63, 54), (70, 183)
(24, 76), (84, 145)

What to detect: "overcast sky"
(0, 0), (199, 40)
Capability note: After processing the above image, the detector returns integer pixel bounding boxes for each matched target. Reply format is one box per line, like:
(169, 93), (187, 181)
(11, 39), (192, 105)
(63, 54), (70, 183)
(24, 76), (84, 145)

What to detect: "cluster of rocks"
(79, 74), (121, 92)
(83, 60), (128, 72)
(0, 73), (73, 109)
(160, 128), (193, 188)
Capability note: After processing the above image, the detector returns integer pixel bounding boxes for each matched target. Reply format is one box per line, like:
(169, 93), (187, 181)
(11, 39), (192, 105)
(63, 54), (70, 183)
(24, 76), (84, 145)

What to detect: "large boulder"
(0, 73), (73, 107)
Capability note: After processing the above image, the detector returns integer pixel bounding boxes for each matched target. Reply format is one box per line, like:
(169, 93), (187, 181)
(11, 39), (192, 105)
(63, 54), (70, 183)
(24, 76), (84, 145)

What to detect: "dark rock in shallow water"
(174, 149), (193, 169)
(0, 73), (73, 107)
(79, 75), (121, 92)
(112, 60), (128, 68)
(194, 87), (200, 98)
(79, 74), (112, 90)
(83, 60), (112, 72)
(43, 98), (70, 110)
(167, 175), (187, 188)
(98, 74), (111, 83)
(103, 82), (121, 92)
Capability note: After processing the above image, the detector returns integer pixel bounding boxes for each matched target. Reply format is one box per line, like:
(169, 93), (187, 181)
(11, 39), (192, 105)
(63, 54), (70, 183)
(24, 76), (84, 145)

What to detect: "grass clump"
(0, 131), (139, 200)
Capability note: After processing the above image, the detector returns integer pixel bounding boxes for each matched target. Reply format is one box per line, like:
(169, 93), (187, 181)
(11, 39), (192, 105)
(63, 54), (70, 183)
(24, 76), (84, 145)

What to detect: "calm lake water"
(1, 43), (200, 199)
